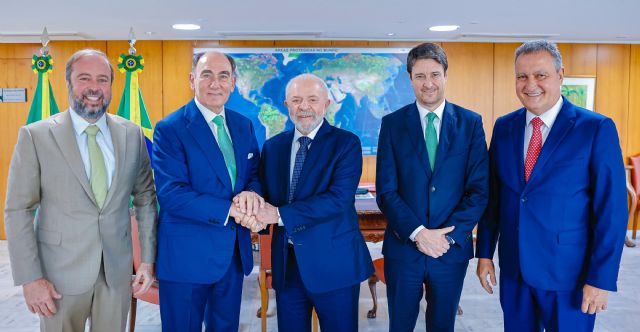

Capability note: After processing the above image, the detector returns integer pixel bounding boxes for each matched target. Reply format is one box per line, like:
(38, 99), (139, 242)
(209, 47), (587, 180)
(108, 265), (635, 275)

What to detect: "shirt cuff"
(277, 207), (284, 226)
(224, 208), (231, 226)
(409, 225), (426, 242)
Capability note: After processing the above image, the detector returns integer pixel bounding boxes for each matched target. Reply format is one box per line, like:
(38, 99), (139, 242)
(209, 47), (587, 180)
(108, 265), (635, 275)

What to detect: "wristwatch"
(445, 235), (456, 245)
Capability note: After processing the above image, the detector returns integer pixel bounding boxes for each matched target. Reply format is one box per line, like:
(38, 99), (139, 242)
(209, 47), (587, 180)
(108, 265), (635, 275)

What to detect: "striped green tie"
(212, 116), (236, 189)
(85, 125), (108, 208)
(425, 112), (438, 170)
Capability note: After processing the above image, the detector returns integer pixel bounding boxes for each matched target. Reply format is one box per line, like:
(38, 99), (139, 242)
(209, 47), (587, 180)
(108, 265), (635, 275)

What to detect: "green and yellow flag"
(26, 54), (59, 124)
(116, 53), (154, 160)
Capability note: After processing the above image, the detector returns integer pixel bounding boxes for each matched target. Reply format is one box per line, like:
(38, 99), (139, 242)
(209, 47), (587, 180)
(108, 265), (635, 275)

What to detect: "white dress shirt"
(523, 96), (563, 160)
(69, 109), (115, 188)
(194, 97), (234, 225)
(410, 100), (446, 241)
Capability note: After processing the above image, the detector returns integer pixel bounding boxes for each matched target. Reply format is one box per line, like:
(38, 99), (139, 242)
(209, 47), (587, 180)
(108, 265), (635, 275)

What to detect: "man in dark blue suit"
(252, 74), (373, 332)
(376, 43), (489, 331)
(476, 40), (628, 332)
(152, 51), (264, 332)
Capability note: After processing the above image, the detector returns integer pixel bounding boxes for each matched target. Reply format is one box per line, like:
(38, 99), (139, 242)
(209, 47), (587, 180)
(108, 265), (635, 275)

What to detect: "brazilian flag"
(116, 53), (154, 162)
(27, 54), (59, 124)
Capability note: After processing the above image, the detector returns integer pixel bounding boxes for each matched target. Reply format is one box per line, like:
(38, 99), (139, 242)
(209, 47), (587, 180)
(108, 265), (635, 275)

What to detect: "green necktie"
(85, 125), (108, 208)
(425, 112), (438, 170)
(212, 115), (237, 189)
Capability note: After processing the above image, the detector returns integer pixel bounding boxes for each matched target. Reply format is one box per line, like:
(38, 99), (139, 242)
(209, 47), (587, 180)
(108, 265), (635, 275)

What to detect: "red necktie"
(524, 117), (543, 182)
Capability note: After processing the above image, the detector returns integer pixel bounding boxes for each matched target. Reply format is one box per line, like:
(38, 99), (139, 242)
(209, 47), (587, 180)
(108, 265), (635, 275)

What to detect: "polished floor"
(0, 238), (639, 331)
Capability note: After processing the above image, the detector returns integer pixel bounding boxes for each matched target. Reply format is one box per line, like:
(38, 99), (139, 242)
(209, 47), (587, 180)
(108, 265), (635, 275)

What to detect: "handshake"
(229, 191), (279, 232)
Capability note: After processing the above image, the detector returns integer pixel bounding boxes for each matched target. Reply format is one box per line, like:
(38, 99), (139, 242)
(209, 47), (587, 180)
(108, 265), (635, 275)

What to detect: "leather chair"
(128, 215), (160, 332)
(257, 225), (318, 332)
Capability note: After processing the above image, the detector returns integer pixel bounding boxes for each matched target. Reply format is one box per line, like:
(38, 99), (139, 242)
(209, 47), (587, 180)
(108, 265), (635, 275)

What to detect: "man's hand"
(132, 263), (155, 296)
(233, 191), (265, 217)
(476, 258), (497, 294)
(22, 278), (61, 317)
(582, 284), (609, 314)
(255, 203), (279, 225)
(229, 205), (266, 232)
(415, 226), (455, 258)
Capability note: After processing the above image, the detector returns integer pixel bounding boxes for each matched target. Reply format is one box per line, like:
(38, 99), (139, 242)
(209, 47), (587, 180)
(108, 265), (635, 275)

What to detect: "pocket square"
(247, 153), (254, 159)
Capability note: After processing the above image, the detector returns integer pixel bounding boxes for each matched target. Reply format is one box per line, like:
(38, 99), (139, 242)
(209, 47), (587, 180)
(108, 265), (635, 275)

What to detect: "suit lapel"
(525, 99), (576, 187)
(404, 103), (432, 178)
(103, 114), (126, 208)
(184, 100), (233, 191)
(432, 102), (455, 177)
(510, 109), (527, 190)
(279, 130), (295, 203)
(293, 120), (332, 201)
(49, 110), (97, 206)
(226, 110), (246, 194)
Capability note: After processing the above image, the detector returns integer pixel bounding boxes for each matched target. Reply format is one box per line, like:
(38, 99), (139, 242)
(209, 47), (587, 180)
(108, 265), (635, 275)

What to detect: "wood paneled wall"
(2, 40), (640, 237)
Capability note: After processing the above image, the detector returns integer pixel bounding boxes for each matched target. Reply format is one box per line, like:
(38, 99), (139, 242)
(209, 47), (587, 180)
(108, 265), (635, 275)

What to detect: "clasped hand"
(229, 191), (278, 232)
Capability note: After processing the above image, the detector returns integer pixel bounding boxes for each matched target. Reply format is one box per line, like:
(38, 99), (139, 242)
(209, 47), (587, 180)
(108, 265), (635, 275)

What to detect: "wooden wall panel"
(595, 44), (630, 156)
(162, 41), (194, 116)
(443, 42), (494, 141)
(628, 45), (640, 158)
(492, 43), (521, 122)
(106, 40), (164, 126)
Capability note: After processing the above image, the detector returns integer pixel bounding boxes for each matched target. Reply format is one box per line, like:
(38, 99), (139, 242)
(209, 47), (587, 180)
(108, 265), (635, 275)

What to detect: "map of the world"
(196, 48), (416, 155)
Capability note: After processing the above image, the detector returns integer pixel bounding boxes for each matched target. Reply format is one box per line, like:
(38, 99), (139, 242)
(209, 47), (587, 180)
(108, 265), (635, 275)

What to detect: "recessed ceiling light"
(387, 33), (395, 36)
(429, 25), (460, 32)
(172, 24), (201, 30)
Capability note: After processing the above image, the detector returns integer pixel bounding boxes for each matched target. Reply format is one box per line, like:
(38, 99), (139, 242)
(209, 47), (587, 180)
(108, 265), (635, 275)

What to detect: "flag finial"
(128, 27), (137, 55)
(40, 27), (50, 56)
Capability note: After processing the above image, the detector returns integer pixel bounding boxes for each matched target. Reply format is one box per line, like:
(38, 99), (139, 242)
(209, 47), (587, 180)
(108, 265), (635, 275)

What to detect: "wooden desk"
(356, 198), (386, 243)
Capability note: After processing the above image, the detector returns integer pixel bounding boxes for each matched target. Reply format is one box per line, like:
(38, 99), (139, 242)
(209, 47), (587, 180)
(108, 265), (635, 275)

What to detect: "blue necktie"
(288, 136), (311, 203)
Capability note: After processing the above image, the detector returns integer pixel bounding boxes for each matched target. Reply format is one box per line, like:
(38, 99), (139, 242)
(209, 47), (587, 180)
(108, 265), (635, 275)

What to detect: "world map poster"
(195, 48), (416, 155)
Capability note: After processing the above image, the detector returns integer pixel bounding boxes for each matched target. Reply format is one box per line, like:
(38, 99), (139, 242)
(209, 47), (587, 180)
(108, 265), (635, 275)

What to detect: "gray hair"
(515, 40), (563, 72)
(65, 49), (114, 84)
(285, 73), (330, 99)
(192, 51), (237, 75)
(406, 43), (448, 75)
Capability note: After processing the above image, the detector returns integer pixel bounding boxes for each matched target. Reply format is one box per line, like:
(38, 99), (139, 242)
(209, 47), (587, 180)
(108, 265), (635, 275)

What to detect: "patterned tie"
(524, 117), (543, 182)
(288, 136), (311, 203)
(212, 116), (237, 189)
(85, 125), (108, 209)
(425, 112), (438, 170)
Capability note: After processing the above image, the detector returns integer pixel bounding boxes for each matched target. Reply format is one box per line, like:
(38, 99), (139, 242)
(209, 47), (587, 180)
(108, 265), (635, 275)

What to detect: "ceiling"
(0, 0), (638, 43)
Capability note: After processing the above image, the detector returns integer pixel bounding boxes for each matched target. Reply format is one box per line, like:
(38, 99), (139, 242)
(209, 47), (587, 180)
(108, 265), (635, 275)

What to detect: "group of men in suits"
(3, 40), (627, 332)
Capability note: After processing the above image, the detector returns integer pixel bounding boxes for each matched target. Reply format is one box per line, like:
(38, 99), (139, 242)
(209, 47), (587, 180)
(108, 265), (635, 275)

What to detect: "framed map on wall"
(561, 76), (596, 111)
(194, 48), (415, 155)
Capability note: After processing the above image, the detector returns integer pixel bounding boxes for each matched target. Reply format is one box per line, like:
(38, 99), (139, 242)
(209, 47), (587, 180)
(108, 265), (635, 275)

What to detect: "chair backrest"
(630, 156), (640, 196)
(259, 225), (273, 271)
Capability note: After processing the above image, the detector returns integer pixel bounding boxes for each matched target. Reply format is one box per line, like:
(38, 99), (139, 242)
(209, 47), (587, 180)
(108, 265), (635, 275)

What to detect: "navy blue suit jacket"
(153, 99), (261, 284)
(260, 120), (373, 293)
(376, 101), (489, 263)
(476, 98), (627, 291)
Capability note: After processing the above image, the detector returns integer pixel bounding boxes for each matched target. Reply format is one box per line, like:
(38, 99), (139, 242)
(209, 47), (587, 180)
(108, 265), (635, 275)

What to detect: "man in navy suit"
(251, 74), (373, 332)
(376, 43), (489, 331)
(152, 51), (264, 332)
(476, 40), (627, 331)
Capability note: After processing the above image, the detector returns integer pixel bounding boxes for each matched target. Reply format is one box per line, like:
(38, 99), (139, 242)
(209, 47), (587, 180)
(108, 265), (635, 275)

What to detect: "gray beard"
(69, 94), (109, 121)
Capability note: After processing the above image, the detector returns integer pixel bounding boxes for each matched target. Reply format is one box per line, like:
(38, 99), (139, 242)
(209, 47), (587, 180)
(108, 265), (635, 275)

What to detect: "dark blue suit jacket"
(476, 98), (628, 291)
(260, 120), (373, 294)
(153, 99), (261, 284)
(376, 101), (489, 263)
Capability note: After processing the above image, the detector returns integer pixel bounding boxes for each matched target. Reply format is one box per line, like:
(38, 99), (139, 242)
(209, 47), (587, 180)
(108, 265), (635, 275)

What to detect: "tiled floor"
(0, 238), (639, 331)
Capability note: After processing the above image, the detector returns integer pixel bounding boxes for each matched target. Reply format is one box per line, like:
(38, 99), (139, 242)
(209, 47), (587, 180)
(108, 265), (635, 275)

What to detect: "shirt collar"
(293, 120), (323, 143)
(195, 97), (226, 124)
(416, 99), (445, 122)
(526, 96), (563, 128)
(69, 108), (109, 136)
